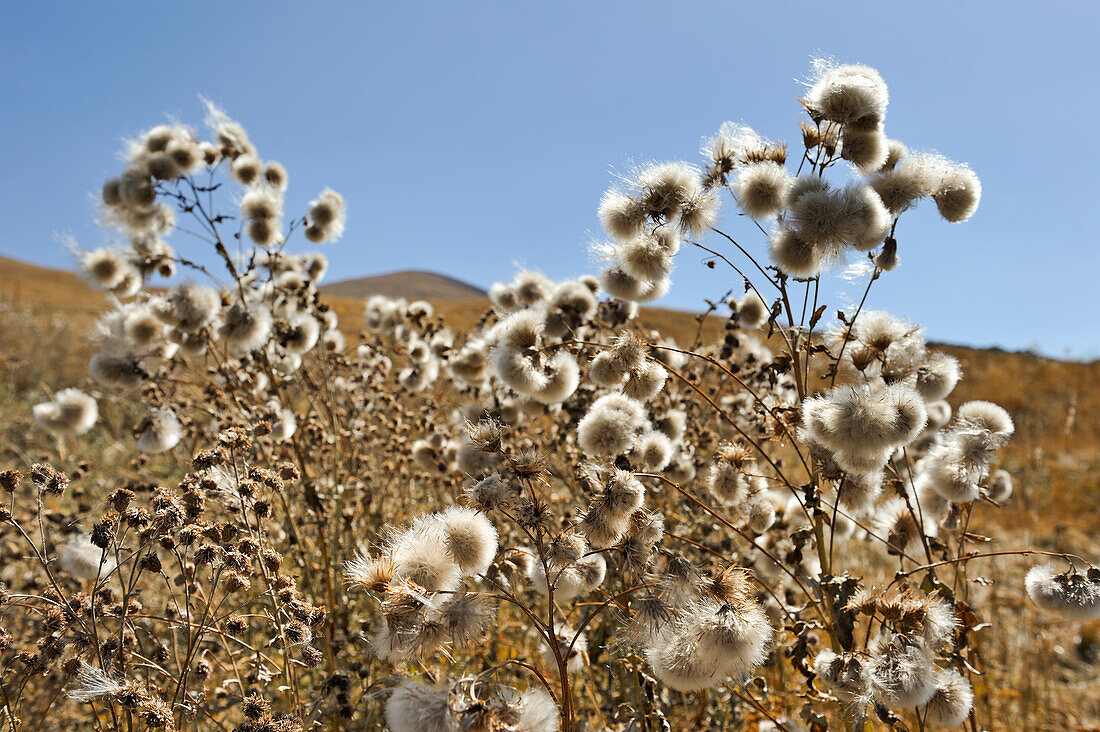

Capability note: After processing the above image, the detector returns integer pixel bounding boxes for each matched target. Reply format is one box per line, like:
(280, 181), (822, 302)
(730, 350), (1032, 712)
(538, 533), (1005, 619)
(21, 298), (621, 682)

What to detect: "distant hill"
(321, 271), (485, 301)
(0, 255), (107, 318)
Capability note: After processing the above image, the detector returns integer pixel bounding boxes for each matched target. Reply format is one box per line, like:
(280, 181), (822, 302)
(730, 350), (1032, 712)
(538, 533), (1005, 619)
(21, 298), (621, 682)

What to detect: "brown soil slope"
(321, 270), (485, 300)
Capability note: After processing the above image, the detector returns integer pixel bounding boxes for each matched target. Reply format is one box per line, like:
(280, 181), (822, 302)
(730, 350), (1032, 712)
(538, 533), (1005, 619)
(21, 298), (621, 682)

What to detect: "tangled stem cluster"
(2, 60), (1092, 732)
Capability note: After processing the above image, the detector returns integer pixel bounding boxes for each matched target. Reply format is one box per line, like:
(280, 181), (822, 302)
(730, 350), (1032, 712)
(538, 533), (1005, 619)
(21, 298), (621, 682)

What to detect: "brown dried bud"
(298, 644), (324, 668)
(242, 692), (270, 721)
(109, 488), (135, 512)
(225, 614), (248, 635)
(192, 448), (227, 471)
(261, 549), (282, 572)
(277, 462), (300, 482)
(217, 427), (252, 452)
(91, 513), (118, 549)
(31, 463), (68, 495)
(224, 571), (251, 593)
(0, 469), (22, 493)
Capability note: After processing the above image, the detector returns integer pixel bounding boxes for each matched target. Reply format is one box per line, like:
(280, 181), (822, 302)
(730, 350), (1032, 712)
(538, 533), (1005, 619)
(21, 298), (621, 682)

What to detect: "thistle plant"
(0, 59), (1093, 732)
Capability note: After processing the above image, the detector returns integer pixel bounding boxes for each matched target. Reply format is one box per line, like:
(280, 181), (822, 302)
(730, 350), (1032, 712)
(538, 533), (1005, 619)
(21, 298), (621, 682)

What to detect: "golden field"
(1, 253), (1099, 731)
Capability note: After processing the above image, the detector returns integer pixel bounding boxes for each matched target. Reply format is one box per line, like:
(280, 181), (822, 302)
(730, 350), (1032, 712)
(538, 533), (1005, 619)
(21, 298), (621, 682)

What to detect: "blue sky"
(2, 2), (1098, 358)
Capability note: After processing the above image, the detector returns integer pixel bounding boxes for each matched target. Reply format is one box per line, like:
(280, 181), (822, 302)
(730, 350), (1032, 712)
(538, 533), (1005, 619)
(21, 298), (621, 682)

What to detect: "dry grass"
(2, 256), (1099, 730)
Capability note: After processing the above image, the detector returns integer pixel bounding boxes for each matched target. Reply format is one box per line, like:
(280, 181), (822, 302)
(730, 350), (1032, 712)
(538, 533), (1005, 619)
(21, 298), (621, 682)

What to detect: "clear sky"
(2, 2), (1098, 358)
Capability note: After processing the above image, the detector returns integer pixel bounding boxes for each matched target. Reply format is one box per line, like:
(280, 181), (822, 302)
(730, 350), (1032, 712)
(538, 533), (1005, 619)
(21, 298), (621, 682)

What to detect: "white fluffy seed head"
(691, 596), (774, 680)
(868, 632), (937, 709)
(634, 276), (670, 303)
(391, 519), (462, 593)
(644, 591), (773, 691)
(835, 470), (883, 516)
(218, 301), (272, 354)
(622, 361), (667, 401)
(164, 283), (220, 333)
(67, 661), (131, 702)
(272, 408), (297, 441)
(598, 190), (646, 242)
(916, 352), (961, 401)
(923, 669), (974, 728)
(768, 226), (823, 279)
(736, 291), (770, 328)
(489, 282), (521, 313)
(81, 248), (133, 290)
(448, 342), (489, 384)
(877, 497), (936, 557)
(576, 394), (646, 457)
(635, 430), (674, 471)
(263, 161), (288, 191)
(135, 408), (182, 453)
(603, 468), (646, 517)
(617, 236), (673, 283)
(491, 348), (547, 395)
(439, 506), (498, 576)
(745, 497), (776, 534)
(383, 681), (456, 732)
(532, 351), (580, 405)
(654, 408), (687, 441)
(33, 388), (98, 437)
(733, 161), (789, 219)
(706, 121), (762, 166)
(933, 164), (981, 223)
(89, 352), (145, 389)
(921, 596), (960, 651)
(814, 649), (869, 702)
(922, 443), (983, 504)
(956, 401), (1014, 438)
(58, 532), (114, 581)
(1025, 564), (1100, 621)
(322, 328), (345, 353)
(578, 502), (631, 548)
(599, 265), (653, 302)
(119, 307), (164, 351)
(882, 139), (908, 171)
(874, 239), (900, 271)
(679, 186), (722, 236)
(788, 183), (849, 246)
(806, 63), (889, 129)
(924, 400), (953, 433)
(495, 309), (543, 351)
(230, 153), (261, 185)
(841, 127), (889, 174)
(637, 161), (698, 220)
(284, 313), (320, 354)
(870, 154), (942, 216)
(513, 270), (553, 307)
(708, 461), (749, 506)
(514, 687), (561, 732)
(802, 384), (927, 467)
(841, 184), (892, 251)
(644, 624), (725, 692)
(305, 189), (346, 243)
(240, 187), (282, 221)
(589, 350), (628, 387)
(549, 280), (598, 327)
(247, 218), (281, 248)
(986, 469), (1013, 503)
(575, 553), (607, 593)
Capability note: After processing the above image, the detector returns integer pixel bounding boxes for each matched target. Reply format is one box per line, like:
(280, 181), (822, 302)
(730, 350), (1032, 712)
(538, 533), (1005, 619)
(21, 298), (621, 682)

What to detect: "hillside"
(0, 255), (107, 318)
(321, 270), (485, 301)
(2, 255), (1097, 526)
